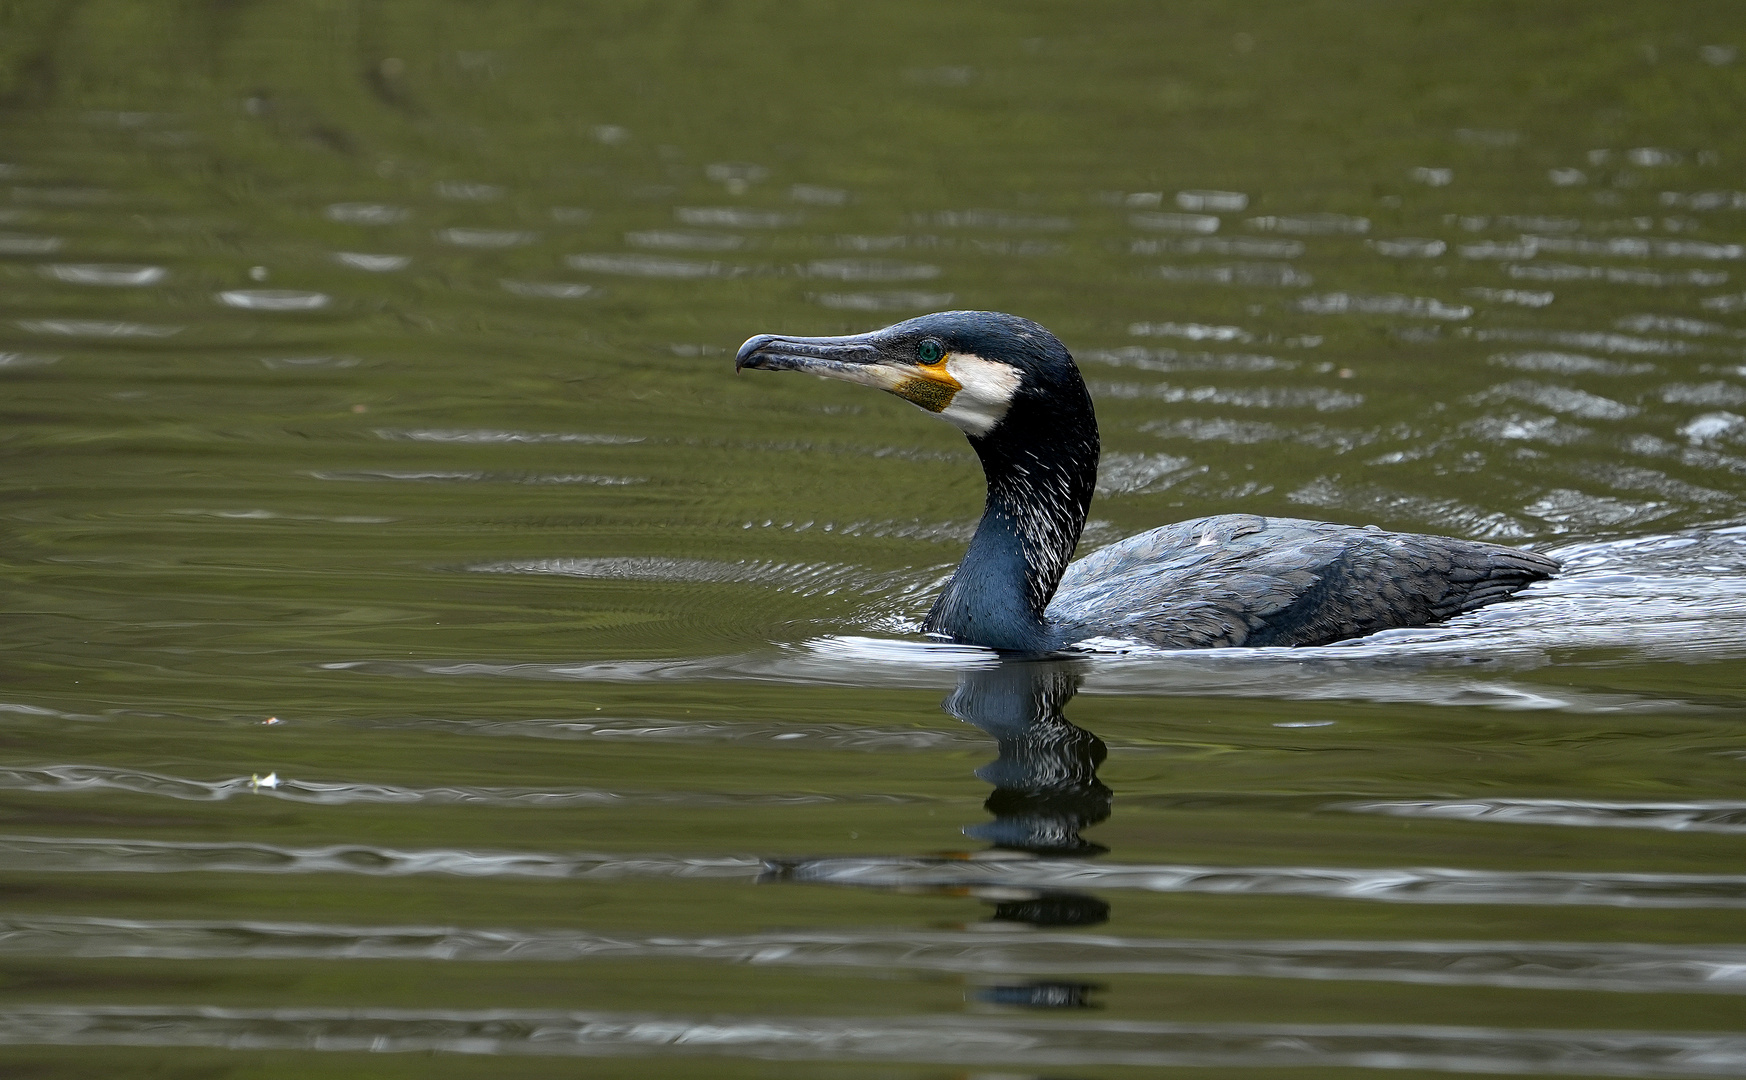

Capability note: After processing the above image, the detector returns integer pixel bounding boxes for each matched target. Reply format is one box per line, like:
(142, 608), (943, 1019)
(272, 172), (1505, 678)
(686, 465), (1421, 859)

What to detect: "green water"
(4, 3), (1746, 1076)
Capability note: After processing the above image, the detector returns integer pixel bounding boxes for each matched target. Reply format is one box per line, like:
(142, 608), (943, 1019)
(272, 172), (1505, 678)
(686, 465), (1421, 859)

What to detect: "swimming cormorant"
(735, 310), (1557, 652)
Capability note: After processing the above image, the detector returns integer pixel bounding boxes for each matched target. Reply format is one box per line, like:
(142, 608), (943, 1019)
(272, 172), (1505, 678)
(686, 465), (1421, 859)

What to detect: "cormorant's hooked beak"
(735, 329), (964, 414)
(735, 332), (879, 375)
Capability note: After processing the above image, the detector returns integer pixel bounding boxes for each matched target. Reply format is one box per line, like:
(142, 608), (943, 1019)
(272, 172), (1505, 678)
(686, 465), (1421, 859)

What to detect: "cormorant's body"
(1047, 514), (1556, 648)
(736, 310), (1557, 652)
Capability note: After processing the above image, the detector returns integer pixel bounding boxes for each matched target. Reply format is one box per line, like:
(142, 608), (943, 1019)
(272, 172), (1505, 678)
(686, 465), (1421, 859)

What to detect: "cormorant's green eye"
(916, 339), (945, 365)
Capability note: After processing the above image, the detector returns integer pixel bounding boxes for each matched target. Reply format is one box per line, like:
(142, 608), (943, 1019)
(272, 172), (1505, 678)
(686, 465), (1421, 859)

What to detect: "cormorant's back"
(1046, 514), (1558, 649)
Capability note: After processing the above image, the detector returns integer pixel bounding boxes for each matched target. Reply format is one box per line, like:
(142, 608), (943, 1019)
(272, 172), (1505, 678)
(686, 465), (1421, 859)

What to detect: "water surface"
(4, 4), (1746, 1077)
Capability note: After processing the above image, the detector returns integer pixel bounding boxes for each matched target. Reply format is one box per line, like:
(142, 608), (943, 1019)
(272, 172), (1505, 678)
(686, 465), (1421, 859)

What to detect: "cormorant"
(735, 310), (1558, 652)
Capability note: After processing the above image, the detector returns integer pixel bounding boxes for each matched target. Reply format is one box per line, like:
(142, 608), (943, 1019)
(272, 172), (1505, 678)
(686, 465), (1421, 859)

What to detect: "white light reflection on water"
(5, 837), (1743, 907)
(1339, 797), (1746, 833)
(0, 765), (922, 807)
(39, 263), (165, 286)
(0, 1005), (1742, 1074)
(0, 916), (1741, 994)
(216, 289), (331, 311)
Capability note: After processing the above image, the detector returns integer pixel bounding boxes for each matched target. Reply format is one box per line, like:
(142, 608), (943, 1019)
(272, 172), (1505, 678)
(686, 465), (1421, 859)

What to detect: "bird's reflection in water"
(951, 660), (1111, 1009)
(952, 659), (1111, 858)
(769, 658), (1113, 1009)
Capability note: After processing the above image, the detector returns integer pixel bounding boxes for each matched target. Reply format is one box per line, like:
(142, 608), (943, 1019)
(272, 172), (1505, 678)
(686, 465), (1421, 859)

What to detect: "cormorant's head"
(735, 310), (1080, 438)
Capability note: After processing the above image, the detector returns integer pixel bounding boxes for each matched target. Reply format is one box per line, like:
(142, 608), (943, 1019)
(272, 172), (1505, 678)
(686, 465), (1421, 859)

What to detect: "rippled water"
(4, 5), (1746, 1078)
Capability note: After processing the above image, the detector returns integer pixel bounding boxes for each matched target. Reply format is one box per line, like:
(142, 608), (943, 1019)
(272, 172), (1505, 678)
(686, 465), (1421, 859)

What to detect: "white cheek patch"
(938, 353), (1021, 436)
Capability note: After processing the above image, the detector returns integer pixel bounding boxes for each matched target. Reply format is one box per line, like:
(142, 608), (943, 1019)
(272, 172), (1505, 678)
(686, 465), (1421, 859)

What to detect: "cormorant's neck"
(924, 391), (1099, 652)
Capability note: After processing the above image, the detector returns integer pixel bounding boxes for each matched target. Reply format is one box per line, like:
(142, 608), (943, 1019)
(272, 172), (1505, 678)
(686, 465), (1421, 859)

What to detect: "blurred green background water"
(4, 2), (1746, 1076)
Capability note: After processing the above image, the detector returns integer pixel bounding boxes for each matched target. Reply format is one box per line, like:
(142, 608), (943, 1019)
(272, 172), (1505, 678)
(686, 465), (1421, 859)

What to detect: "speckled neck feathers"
(923, 375), (1099, 652)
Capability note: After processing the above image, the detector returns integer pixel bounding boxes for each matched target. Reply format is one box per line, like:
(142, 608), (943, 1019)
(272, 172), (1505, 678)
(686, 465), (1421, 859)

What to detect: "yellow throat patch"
(892, 367), (961, 413)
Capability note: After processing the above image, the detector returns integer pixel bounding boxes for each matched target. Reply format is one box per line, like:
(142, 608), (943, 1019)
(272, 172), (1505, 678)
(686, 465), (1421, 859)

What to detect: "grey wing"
(1046, 514), (1559, 648)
